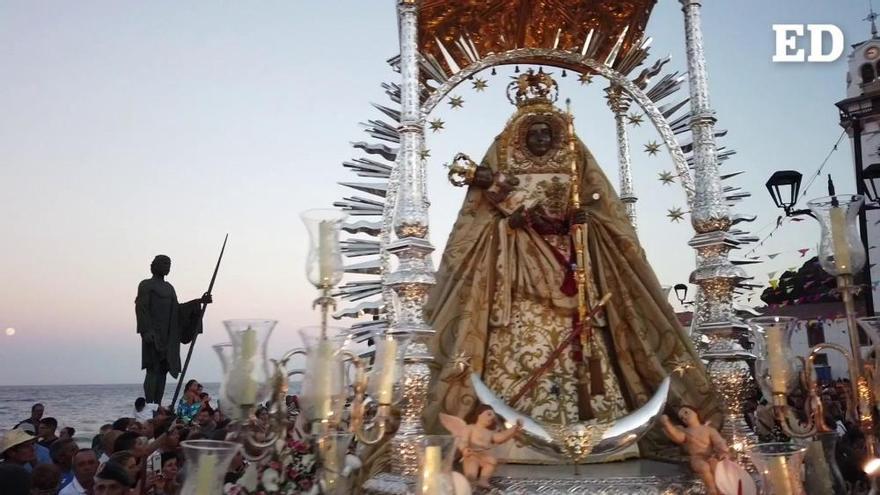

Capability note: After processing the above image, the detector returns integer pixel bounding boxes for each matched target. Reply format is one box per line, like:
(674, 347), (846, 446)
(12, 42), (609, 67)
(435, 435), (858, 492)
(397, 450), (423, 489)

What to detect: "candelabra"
(747, 193), (880, 492)
(210, 209), (410, 494)
(749, 316), (846, 494)
(806, 194), (876, 456)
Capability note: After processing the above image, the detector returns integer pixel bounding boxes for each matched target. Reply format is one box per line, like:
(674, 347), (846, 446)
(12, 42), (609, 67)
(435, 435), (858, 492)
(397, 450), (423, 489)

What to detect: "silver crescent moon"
(470, 373), (671, 462)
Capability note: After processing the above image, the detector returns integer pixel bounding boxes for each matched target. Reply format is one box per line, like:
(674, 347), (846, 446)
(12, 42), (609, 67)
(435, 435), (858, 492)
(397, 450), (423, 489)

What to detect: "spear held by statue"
(168, 234), (228, 408)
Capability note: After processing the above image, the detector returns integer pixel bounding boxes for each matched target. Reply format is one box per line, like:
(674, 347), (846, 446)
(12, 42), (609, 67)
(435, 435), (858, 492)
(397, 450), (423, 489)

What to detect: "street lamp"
(674, 283), (688, 305)
(863, 163), (880, 203)
(765, 170), (815, 218)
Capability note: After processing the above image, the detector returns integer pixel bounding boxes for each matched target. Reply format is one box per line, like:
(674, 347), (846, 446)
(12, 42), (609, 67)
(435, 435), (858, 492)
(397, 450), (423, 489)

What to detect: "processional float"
(199, 1), (880, 494)
(330, 0), (758, 493)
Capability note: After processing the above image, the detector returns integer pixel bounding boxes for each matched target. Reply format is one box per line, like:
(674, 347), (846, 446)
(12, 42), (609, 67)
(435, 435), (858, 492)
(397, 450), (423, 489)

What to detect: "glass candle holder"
(315, 432), (354, 495)
(179, 440), (241, 495)
(213, 342), (233, 374)
(748, 316), (800, 405)
(220, 319), (276, 409)
(807, 195), (866, 276)
(298, 327), (348, 427)
(300, 209), (348, 289)
(367, 332), (411, 406)
(748, 442), (807, 495)
(415, 435), (457, 495)
(212, 342), (238, 420)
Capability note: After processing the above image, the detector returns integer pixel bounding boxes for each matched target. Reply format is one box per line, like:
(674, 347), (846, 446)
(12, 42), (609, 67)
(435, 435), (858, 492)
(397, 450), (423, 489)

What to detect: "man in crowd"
(59, 448), (98, 495)
(15, 403), (44, 430)
(195, 408), (216, 436)
(50, 437), (78, 488)
(38, 417), (59, 448)
(93, 461), (133, 495)
(99, 430), (122, 464)
(92, 424), (113, 458)
(13, 423), (52, 466)
(31, 463), (62, 494)
(134, 397), (157, 422)
(0, 429), (38, 471)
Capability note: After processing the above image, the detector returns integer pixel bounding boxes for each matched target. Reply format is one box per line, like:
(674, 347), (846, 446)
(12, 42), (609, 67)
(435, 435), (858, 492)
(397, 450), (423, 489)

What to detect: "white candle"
(311, 339), (336, 421)
(238, 328), (258, 405)
(419, 445), (442, 495)
(830, 206), (852, 274)
(766, 325), (789, 395)
(318, 220), (336, 285)
(376, 338), (398, 404)
(194, 453), (218, 495)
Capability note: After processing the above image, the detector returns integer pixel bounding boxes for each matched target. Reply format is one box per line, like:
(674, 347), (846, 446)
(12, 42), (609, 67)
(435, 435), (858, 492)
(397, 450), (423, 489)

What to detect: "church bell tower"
(836, 9), (880, 315)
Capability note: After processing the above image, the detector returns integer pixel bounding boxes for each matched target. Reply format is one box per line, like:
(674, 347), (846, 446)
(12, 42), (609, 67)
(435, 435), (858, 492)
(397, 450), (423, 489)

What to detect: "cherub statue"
(439, 405), (523, 488)
(659, 406), (730, 495)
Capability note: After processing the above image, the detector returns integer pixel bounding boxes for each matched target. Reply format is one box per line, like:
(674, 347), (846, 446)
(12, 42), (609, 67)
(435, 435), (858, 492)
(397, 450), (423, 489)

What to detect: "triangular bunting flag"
(768, 253), (780, 260)
(798, 248), (810, 257)
(769, 279), (779, 289)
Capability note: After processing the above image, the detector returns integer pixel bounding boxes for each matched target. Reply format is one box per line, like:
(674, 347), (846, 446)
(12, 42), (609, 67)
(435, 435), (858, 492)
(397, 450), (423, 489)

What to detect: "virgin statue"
(424, 71), (722, 462)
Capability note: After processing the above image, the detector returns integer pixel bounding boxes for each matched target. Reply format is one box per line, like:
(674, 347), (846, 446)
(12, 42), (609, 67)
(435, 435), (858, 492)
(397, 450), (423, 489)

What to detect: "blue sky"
(0, 0), (872, 385)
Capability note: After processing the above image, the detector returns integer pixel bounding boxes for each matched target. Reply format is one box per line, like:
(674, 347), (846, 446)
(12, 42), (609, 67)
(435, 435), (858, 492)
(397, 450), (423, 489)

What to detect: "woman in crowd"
(174, 380), (202, 425)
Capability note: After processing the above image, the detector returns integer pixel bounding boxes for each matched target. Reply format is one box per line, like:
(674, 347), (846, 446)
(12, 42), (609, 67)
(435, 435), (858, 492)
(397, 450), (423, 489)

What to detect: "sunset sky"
(0, 0), (871, 385)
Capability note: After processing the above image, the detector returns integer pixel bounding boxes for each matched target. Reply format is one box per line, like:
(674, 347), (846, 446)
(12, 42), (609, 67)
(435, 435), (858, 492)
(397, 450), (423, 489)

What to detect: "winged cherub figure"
(439, 406), (523, 488)
(660, 405), (730, 495)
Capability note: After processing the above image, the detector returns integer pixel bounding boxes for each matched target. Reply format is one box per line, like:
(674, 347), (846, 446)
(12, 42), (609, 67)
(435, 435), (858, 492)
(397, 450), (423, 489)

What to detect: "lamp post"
(765, 171), (879, 316)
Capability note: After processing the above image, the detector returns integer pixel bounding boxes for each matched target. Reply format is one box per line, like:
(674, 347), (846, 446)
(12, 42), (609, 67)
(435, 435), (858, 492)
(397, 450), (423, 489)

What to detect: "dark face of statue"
(525, 122), (553, 156)
(151, 256), (171, 277)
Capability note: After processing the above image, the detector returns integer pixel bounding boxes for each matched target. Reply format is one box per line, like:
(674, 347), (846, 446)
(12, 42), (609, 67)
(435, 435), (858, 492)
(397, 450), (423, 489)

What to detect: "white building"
(838, 22), (880, 313)
(761, 302), (871, 382)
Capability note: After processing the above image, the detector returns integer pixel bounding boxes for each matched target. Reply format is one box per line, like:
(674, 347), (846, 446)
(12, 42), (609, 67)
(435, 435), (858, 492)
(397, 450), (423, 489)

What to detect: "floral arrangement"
(225, 430), (317, 495)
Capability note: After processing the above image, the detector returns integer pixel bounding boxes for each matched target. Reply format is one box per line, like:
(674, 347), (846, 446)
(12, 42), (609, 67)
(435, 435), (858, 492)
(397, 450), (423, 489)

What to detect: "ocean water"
(0, 382), (220, 445)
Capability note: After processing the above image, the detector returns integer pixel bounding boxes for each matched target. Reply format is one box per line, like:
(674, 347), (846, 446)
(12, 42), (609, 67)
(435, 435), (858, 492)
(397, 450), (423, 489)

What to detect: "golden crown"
(506, 69), (559, 107)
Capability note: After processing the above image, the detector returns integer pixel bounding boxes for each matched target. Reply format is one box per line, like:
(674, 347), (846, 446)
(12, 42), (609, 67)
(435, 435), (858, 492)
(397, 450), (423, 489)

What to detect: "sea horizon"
(0, 382), (224, 445)
(0, 381), (222, 388)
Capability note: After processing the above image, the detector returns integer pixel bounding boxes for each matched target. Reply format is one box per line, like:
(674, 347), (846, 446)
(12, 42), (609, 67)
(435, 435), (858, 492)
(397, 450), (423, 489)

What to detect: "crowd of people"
(0, 379), (301, 495)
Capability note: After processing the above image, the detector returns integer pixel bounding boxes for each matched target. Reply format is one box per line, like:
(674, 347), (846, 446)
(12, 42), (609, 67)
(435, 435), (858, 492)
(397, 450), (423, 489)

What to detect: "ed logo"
(772, 24), (844, 62)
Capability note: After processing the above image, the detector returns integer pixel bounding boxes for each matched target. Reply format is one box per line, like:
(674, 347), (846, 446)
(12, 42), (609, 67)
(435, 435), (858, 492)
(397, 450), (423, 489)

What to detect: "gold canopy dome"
(418, 0), (657, 75)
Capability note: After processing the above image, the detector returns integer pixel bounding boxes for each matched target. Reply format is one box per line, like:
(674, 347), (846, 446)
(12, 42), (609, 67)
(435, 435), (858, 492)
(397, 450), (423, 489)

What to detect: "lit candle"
(419, 445), (442, 495)
(311, 339), (336, 421)
(830, 206), (852, 274)
(765, 455), (795, 495)
(376, 337), (398, 404)
(194, 453), (218, 495)
(318, 220), (336, 285)
(766, 325), (789, 395)
(238, 327), (258, 405)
